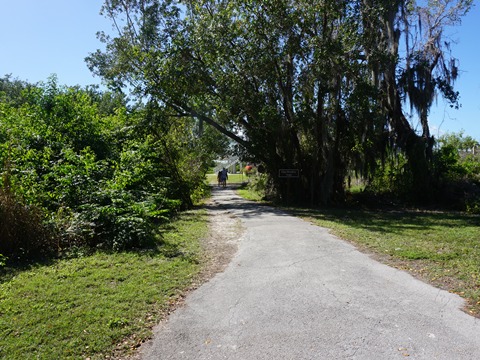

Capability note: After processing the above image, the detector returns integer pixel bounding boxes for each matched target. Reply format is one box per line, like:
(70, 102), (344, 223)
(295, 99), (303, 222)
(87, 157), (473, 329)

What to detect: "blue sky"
(0, 1), (110, 86)
(1, 1), (479, 140)
(427, 1), (480, 141)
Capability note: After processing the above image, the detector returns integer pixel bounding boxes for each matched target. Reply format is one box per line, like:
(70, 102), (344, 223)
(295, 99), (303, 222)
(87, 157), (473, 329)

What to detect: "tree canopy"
(86, 0), (472, 205)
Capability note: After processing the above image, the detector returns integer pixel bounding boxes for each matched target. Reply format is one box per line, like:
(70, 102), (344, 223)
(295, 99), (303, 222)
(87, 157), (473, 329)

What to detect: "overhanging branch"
(168, 101), (268, 163)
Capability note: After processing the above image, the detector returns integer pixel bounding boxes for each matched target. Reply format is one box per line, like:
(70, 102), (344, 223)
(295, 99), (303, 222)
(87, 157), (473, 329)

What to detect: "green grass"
(236, 187), (265, 202)
(0, 209), (209, 359)
(288, 207), (480, 316)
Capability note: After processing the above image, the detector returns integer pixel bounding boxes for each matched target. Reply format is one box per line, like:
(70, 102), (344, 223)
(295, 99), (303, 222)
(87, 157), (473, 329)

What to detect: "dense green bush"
(432, 144), (466, 182)
(363, 133), (480, 210)
(430, 133), (480, 212)
(243, 172), (271, 201)
(0, 76), (216, 261)
(364, 152), (414, 201)
(436, 132), (480, 182)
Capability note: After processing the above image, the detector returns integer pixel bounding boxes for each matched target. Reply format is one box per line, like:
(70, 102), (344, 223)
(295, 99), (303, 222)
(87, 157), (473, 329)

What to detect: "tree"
(360, 0), (472, 199)
(438, 131), (479, 154)
(87, 0), (471, 205)
(88, 0), (358, 204)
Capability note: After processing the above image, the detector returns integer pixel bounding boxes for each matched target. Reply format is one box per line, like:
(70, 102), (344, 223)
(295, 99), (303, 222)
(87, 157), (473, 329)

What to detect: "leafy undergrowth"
(288, 207), (480, 317)
(236, 187), (265, 202)
(0, 209), (208, 360)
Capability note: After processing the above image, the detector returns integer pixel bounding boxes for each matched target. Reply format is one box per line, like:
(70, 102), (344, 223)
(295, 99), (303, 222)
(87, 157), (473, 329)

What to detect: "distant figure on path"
(218, 167), (228, 188)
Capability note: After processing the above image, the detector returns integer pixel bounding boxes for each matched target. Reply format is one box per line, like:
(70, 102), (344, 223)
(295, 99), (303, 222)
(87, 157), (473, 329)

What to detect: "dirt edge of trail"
(119, 189), (244, 360)
(198, 196), (243, 280)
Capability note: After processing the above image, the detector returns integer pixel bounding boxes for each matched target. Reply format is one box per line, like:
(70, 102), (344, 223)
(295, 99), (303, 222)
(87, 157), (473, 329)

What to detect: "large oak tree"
(87, 0), (471, 204)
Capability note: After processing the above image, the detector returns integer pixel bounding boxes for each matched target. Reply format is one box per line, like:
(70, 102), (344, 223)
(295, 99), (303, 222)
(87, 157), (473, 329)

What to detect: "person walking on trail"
(218, 167), (228, 188)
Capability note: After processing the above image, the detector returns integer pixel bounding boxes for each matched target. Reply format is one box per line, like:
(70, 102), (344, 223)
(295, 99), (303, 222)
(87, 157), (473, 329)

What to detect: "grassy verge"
(289, 207), (480, 317)
(0, 209), (209, 359)
(236, 187), (265, 202)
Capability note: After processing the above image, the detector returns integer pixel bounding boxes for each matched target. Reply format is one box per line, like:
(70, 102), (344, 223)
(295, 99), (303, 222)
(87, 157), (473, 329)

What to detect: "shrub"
(243, 173), (269, 200)
(466, 199), (480, 214)
(73, 188), (172, 251)
(365, 154), (412, 199)
(433, 144), (466, 182)
(1, 78), (216, 261)
(0, 188), (56, 261)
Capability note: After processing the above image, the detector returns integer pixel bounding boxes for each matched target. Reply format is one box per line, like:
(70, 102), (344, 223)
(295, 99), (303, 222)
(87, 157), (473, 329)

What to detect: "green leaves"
(1, 76), (213, 260)
(88, 1), (474, 205)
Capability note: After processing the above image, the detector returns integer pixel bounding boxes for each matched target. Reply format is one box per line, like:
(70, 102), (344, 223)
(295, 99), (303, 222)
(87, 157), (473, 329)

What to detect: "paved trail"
(139, 187), (480, 359)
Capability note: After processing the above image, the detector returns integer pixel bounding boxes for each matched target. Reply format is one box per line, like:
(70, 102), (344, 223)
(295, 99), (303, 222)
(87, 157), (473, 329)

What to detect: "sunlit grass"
(0, 209), (209, 359)
(236, 187), (265, 202)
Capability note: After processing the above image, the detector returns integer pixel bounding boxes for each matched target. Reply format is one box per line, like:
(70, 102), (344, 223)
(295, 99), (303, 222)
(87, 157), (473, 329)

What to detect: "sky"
(1, 1), (479, 140)
(427, 1), (480, 141)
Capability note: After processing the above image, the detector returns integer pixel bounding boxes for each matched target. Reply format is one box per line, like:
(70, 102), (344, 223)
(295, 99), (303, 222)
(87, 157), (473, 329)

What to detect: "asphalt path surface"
(140, 187), (480, 359)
